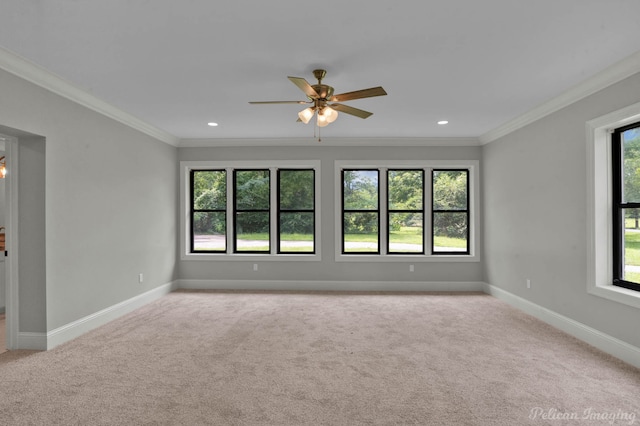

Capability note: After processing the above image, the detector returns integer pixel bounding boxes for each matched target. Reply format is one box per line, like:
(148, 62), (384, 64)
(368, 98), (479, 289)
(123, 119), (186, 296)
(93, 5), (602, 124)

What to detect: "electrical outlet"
(139, 273), (144, 283)
(409, 264), (414, 272)
(253, 264), (258, 271)
(526, 279), (531, 289)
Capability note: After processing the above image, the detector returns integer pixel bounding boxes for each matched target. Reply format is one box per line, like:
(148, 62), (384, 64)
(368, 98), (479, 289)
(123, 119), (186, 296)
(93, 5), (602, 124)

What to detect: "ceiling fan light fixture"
(298, 107), (315, 124)
(316, 113), (330, 127)
(320, 106), (338, 123)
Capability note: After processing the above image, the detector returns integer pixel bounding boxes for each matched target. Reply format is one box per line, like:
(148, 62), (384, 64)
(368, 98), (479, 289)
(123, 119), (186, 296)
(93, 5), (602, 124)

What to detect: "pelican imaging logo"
(529, 407), (637, 424)
(529, 407), (636, 425)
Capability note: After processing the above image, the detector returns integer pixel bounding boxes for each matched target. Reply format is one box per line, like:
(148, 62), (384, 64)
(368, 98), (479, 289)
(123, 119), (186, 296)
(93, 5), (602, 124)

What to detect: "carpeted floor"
(0, 290), (638, 425)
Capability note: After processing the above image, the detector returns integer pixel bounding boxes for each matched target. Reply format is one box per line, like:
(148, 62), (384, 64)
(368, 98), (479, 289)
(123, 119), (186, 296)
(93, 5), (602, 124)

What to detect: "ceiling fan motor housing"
(310, 84), (334, 101)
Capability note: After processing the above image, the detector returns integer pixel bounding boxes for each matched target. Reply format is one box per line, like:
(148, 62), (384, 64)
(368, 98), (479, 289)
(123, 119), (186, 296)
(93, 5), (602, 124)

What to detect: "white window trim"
(180, 160), (321, 261)
(334, 160), (481, 263)
(587, 102), (640, 308)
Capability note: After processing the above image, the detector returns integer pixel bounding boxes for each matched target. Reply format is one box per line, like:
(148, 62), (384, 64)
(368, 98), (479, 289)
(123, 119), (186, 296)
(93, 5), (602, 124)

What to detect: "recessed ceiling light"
(437, 120), (449, 125)
(207, 122), (218, 127)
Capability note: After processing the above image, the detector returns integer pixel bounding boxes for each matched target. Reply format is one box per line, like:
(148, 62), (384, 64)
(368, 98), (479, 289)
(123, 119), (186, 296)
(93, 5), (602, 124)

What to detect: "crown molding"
(179, 137), (481, 148)
(0, 46), (180, 147)
(480, 50), (640, 145)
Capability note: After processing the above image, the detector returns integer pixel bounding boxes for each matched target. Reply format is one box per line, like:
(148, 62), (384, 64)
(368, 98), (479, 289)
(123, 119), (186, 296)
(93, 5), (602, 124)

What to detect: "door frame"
(3, 135), (18, 349)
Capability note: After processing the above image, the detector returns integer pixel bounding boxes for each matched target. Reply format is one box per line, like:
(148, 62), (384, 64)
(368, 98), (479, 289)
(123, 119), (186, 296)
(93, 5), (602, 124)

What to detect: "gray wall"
(179, 144), (483, 287)
(19, 135), (46, 332)
(483, 72), (640, 349)
(0, 68), (179, 333)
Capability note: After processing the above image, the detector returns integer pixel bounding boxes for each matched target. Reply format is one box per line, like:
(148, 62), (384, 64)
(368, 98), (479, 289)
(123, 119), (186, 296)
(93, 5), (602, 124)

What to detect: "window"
(432, 170), (469, 254)
(336, 161), (479, 261)
(278, 169), (315, 254)
(191, 170), (226, 252)
(586, 101), (640, 308)
(342, 169), (380, 254)
(183, 161), (320, 260)
(612, 121), (640, 292)
(388, 170), (424, 254)
(234, 169), (270, 252)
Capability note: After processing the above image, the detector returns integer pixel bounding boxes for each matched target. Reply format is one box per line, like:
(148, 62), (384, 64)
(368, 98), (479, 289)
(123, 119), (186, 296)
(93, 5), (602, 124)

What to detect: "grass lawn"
(624, 229), (640, 282)
(211, 227), (467, 252)
(239, 233), (312, 241)
(345, 227), (422, 243)
(345, 227), (466, 249)
(624, 230), (640, 264)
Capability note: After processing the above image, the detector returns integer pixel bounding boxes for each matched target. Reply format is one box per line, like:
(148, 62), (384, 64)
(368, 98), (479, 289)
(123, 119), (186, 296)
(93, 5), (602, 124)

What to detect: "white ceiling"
(1, 1), (639, 141)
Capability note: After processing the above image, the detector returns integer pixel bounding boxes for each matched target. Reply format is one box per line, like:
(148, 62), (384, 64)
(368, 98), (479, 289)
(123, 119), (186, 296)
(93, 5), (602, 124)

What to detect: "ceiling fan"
(249, 69), (387, 128)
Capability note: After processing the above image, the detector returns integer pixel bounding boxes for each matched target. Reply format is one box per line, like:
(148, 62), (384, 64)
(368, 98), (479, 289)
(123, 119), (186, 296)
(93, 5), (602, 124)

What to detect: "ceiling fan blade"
(288, 76), (319, 98)
(249, 100), (309, 104)
(330, 103), (373, 119)
(331, 86), (387, 102)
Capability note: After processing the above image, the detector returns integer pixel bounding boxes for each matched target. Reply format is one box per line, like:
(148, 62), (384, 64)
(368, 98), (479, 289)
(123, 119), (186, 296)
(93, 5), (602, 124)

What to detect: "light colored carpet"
(0, 291), (638, 425)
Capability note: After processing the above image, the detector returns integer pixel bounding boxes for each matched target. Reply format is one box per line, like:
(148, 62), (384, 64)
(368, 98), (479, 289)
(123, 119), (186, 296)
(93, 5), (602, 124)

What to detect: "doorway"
(0, 132), (16, 351)
(0, 126), (47, 351)
(0, 135), (8, 351)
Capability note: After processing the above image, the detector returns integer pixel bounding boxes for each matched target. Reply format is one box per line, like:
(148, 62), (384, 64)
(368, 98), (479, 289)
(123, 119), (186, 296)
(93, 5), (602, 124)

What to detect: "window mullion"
(380, 167), (388, 255)
(270, 167), (278, 255)
(226, 167), (234, 253)
(189, 169), (195, 253)
(425, 167), (433, 256)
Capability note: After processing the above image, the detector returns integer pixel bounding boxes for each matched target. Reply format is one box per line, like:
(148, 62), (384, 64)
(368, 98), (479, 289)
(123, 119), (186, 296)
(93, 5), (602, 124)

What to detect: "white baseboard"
(17, 331), (47, 350)
(44, 281), (179, 350)
(483, 283), (640, 369)
(179, 279), (485, 292)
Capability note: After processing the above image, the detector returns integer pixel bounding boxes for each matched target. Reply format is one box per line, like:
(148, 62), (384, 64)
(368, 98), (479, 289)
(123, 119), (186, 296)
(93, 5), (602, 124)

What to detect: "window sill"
(182, 253), (322, 262)
(588, 283), (640, 310)
(335, 254), (480, 263)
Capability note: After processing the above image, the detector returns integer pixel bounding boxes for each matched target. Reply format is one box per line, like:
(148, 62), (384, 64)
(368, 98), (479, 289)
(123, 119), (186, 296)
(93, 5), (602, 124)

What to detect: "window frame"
(190, 169), (227, 253)
(181, 160), (321, 261)
(431, 169), (470, 255)
(335, 160), (480, 263)
(233, 169), (271, 254)
(611, 121), (640, 292)
(341, 169), (381, 255)
(386, 169), (425, 255)
(587, 101), (640, 308)
(277, 168), (316, 254)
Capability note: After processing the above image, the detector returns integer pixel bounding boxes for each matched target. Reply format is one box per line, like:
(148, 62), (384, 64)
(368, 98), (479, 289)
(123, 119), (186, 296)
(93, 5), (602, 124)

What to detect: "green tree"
(623, 130), (640, 228)
(193, 170), (226, 235)
(343, 170), (378, 234)
(280, 170), (314, 234)
(235, 170), (269, 233)
(388, 170), (423, 231)
(433, 171), (468, 240)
